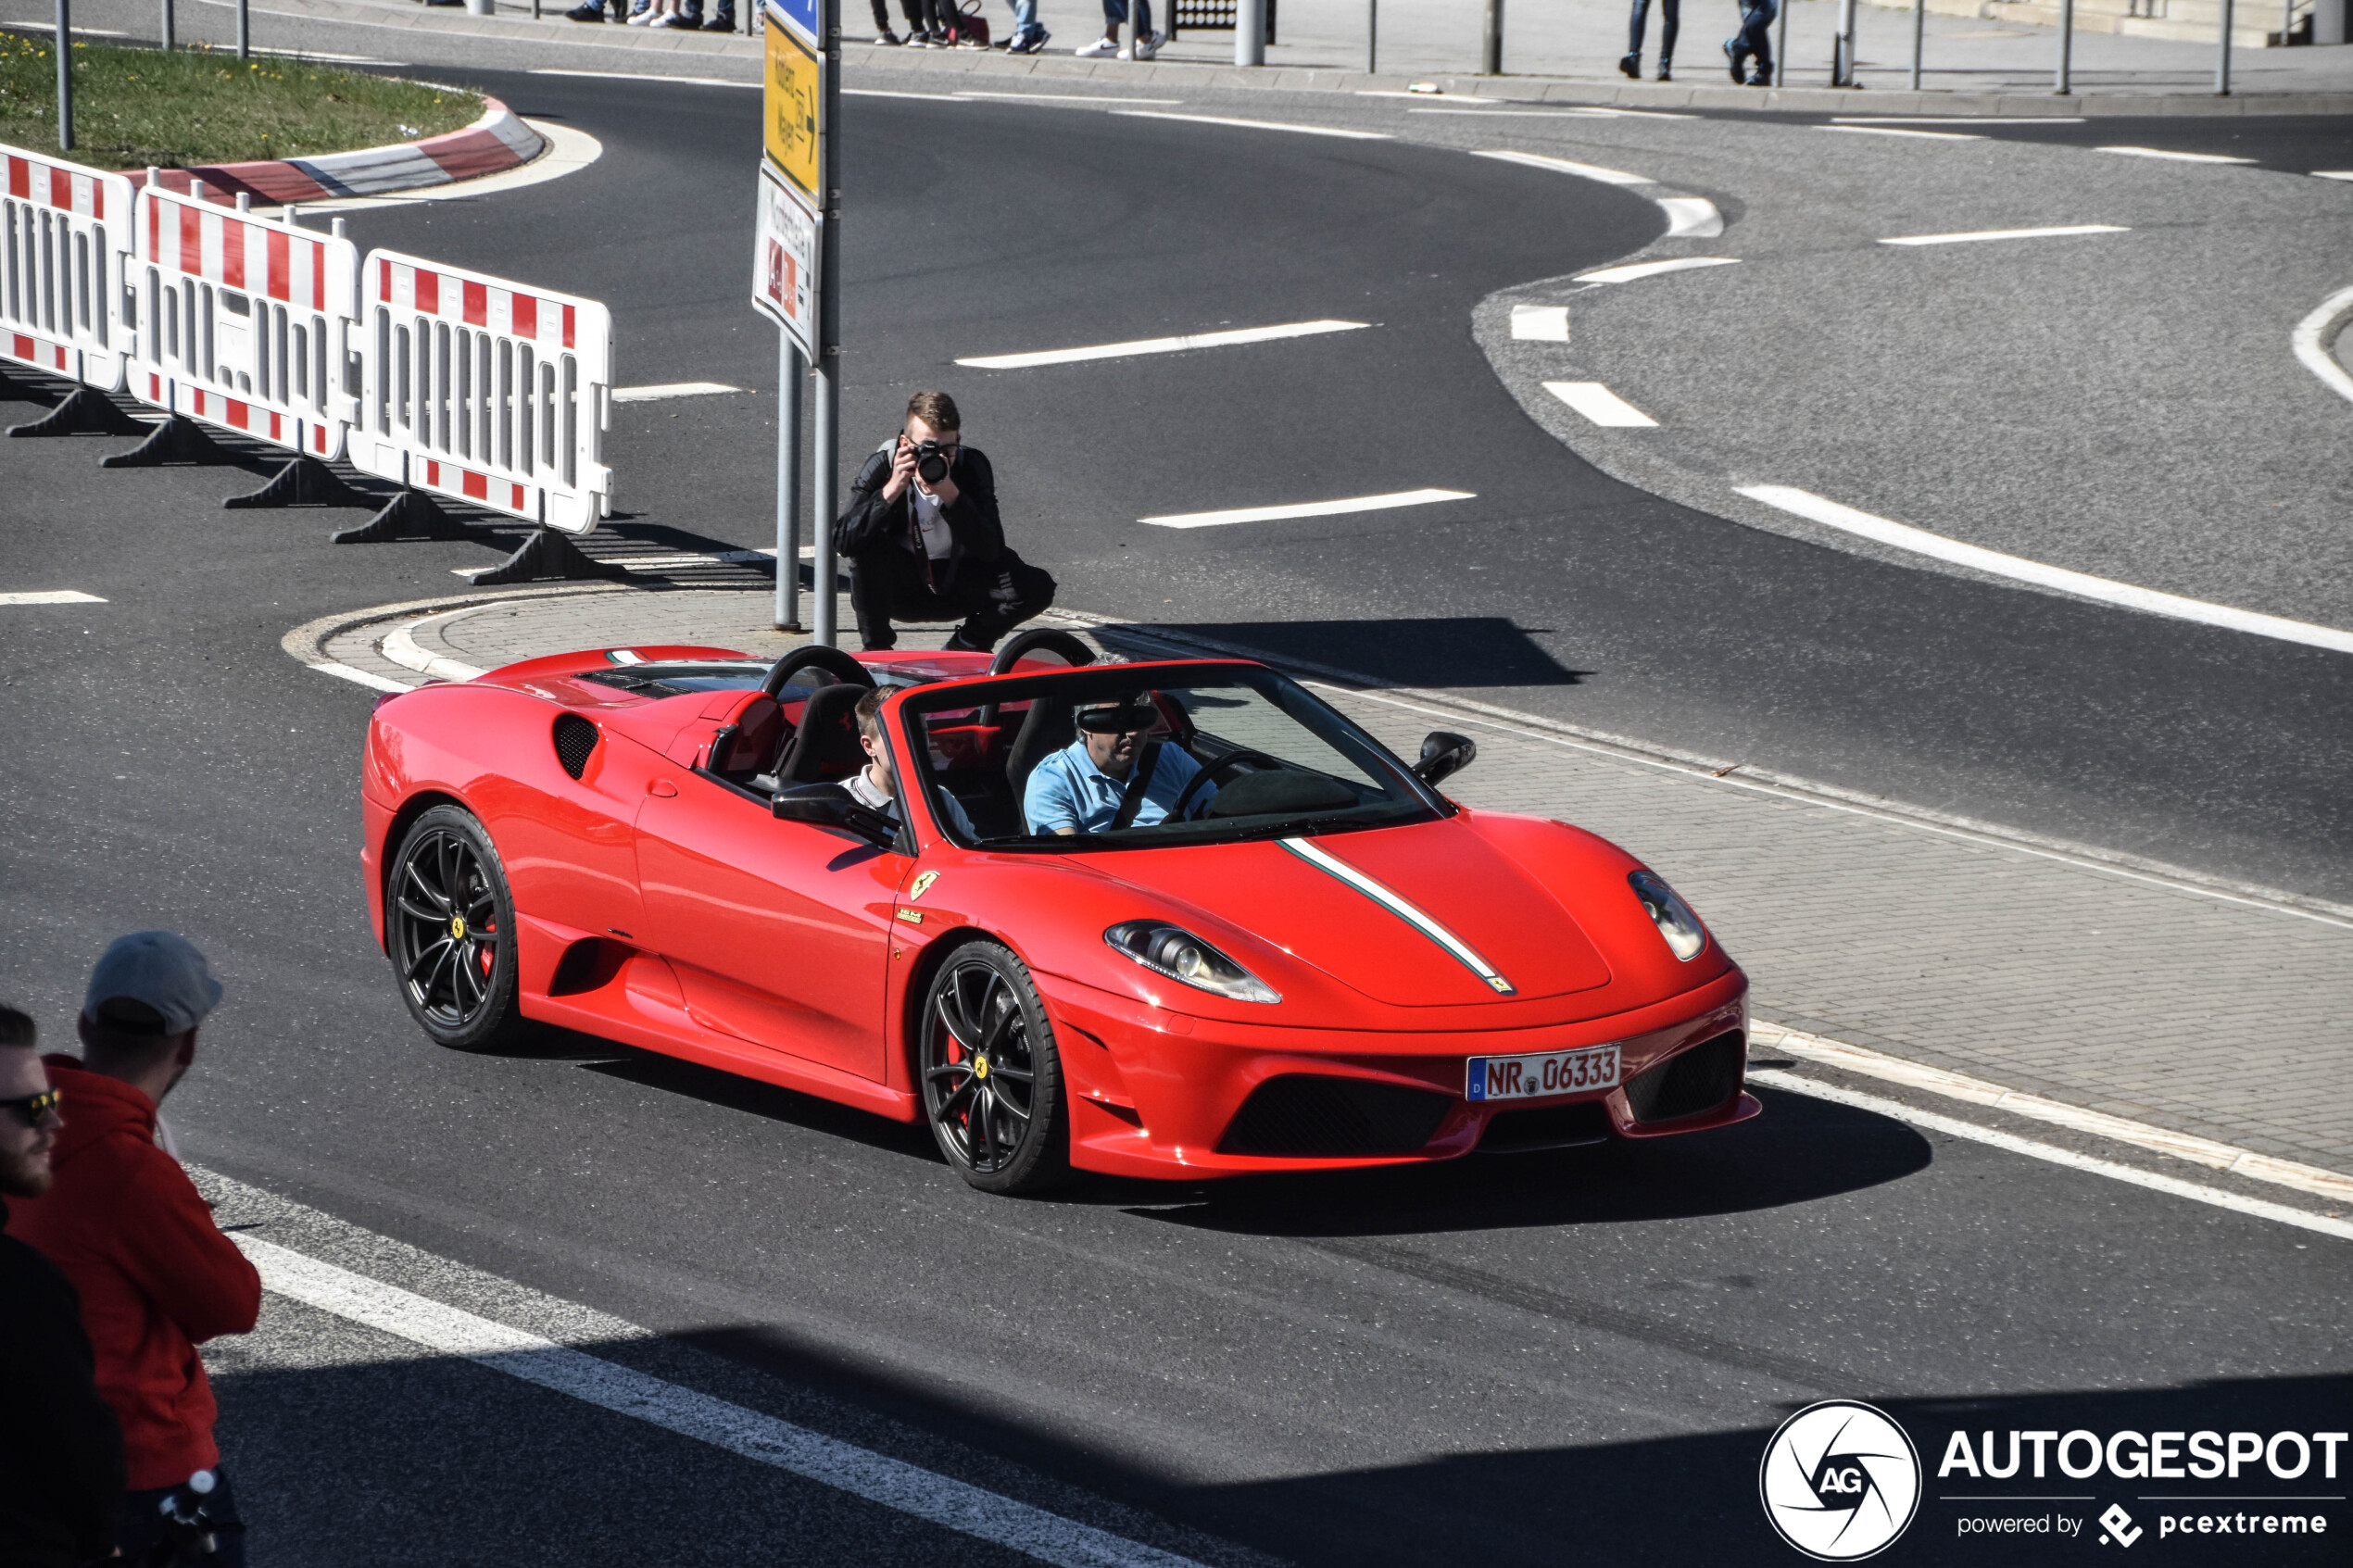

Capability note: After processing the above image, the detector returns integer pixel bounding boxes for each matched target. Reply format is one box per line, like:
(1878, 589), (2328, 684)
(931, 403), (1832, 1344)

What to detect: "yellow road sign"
(764, 22), (821, 200)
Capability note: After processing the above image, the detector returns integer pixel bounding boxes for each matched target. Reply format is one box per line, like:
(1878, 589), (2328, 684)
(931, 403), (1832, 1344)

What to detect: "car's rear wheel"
(919, 942), (1068, 1194)
(386, 805), (526, 1052)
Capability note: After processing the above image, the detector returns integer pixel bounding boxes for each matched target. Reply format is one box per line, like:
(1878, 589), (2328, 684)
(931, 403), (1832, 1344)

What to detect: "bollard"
(236, 0), (248, 57)
(2057, 0), (2074, 91)
(1367, 0), (1377, 73)
(1910, 0), (1923, 89)
(1833, 0), (1856, 82)
(2216, 0), (2233, 90)
(1236, 0), (1264, 64)
(160, 0), (172, 48)
(1480, 0), (1504, 73)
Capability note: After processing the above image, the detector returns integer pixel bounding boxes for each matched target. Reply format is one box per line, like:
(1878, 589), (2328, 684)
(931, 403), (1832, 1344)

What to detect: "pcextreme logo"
(1760, 1400), (1924, 1561)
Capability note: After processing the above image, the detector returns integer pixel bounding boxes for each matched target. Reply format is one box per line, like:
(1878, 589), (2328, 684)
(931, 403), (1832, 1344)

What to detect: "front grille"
(1217, 1074), (1452, 1158)
(553, 714), (598, 780)
(1479, 1099), (1613, 1153)
(1619, 1031), (1745, 1125)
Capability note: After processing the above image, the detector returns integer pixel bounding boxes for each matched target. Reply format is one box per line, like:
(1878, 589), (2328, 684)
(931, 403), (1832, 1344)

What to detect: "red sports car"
(362, 631), (1756, 1193)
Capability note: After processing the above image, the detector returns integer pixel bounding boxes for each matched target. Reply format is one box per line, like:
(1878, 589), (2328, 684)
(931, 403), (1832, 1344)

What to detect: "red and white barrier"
(348, 250), (611, 535)
(3, 152), (136, 392)
(129, 182), (361, 459)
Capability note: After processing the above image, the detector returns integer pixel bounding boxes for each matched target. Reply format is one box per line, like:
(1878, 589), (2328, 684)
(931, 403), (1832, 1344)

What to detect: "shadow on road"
(1104, 618), (1591, 688)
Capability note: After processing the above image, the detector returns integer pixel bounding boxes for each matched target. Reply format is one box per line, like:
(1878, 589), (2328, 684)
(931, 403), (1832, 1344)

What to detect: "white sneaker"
(1076, 34), (1115, 54)
(649, 13), (691, 24)
(1132, 30), (1162, 57)
(625, 8), (654, 21)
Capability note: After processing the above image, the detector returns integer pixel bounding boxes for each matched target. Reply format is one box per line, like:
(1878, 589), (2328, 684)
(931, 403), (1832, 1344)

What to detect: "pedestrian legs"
(1725, 0), (1773, 80)
(1623, 0), (1680, 77)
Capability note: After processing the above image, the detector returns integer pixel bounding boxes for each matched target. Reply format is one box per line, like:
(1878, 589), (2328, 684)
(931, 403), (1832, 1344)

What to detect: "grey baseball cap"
(82, 932), (224, 1036)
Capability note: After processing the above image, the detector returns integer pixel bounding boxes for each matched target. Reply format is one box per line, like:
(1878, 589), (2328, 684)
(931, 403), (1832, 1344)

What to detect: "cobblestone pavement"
(312, 585), (2353, 1177)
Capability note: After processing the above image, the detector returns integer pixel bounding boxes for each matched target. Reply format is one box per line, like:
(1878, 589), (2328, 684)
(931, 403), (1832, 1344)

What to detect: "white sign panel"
(752, 162), (819, 358)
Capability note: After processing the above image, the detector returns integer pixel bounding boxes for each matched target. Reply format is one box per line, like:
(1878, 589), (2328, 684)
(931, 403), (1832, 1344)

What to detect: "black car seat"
(1003, 695), (1076, 825)
(774, 683), (870, 784)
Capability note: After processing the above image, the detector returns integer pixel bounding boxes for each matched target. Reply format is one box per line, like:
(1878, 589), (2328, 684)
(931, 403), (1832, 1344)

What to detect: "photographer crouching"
(836, 392), (1056, 653)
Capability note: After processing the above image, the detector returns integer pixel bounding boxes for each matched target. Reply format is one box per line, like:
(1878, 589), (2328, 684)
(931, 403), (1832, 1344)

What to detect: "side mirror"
(771, 783), (900, 847)
(1412, 731), (1477, 788)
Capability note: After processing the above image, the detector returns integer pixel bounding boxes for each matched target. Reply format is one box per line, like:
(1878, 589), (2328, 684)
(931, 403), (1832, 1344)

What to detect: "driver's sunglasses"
(1, 1087), (62, 1127)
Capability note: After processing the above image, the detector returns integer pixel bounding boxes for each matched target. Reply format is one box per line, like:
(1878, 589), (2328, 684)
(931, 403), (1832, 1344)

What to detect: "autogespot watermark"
(1762, 1407), (2347, 1557)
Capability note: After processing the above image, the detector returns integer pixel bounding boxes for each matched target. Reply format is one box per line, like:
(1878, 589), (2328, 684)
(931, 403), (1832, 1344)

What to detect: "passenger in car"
(1023, 696), (1212, 835)
(845, 688), (976, 840)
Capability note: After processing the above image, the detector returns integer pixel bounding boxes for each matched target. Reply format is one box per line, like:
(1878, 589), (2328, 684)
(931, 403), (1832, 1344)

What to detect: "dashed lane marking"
(1834, 115), (2085, 124)
(1575, 257), (1741, 283)
(1111, 111), (1391, 141)
(1509, 306), (1569, 342)
(233, 1234), (1218, 1568)
(1879, 222), (2128, 246)
(1543, 382), (1657, 427)
(531, 68), (759, 87)
(612, 383), (744, 402)
(957, 320), (1368, 370)
(953, 91), (1184, 105)
(1470, 148), (1654, 185)
(1749, 1073), (2353, 1244)
(309, 661), (414, 694)
(0, 590), (106, 606)
(2098, 145), (2256, 165)
(1817, 124), (1983, 142)
(2315, 171), (2353, 182)
(1737, 484), (2353, 656)
(1412, 107), (1693, 119)
(1140, 488), (1474, 529)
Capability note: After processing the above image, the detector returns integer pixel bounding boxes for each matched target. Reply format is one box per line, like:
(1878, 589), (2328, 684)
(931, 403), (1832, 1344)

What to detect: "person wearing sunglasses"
(13, 935), (259, 1567)
(1022, 695), (1214, 835)
(1, 1003), (128, 1568)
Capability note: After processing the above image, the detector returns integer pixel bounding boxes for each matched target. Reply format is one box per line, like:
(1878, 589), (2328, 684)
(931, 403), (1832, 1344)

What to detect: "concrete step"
(1859, 0), (2322, 46)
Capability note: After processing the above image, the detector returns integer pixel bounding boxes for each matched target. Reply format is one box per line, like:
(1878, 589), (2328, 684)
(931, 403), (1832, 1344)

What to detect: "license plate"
(1466, 1044), (1620, 1102)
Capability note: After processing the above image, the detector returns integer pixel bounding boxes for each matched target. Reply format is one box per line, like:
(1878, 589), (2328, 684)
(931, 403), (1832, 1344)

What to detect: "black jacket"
(0, 1199), (125, 1568)
(834, 439), (1006, 587)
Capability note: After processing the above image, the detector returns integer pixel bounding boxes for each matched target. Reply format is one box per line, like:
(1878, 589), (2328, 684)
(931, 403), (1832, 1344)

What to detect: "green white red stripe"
(1279, 837), (1515, 995)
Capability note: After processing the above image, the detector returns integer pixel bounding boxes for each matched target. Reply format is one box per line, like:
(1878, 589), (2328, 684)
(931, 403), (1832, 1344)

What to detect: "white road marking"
(956, 319), (1368, 370)
(952, 91), (1182, 105)
(1509, 305), (1569, 342)
(1817, 124), (1983, 141)
(531, 68), (759, 87)
(1736, 484), (2353, 655)
(1111, 112), (1391, 141)
(842, 87), (950, 99)
(309, 661), (415, 694)
(1413, 107), (1692, 119)
(1749, 1073), (2353, 1244)
(233, 1234), (1216, 1568)
(1575, 257), (1741, 283)
(1754, 1022), (2353, 1204)
(1543, 381), (1657, 427)
(1879, 222), (2127, 246)
(2314, 171), (2353, 182)
(2290, 283), (2353, 408)
(612, 382), (743, 402)
(1834, 115), (2085, 124)
(1140, 488), (1474, 529)
(1471, 148), (1653, 185)
(1656, 197), (1724, 237)
(2098, 145), (2256, 165)
(383, 613), (490, 682)
(0, 590), (105, 606)
(448, 548), (772, 578)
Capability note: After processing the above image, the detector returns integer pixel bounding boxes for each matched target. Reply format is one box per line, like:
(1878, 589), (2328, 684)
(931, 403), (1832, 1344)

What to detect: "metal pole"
(1833, 0), (1856, 83)
(1236, 0), (1263, 64)
(2216, 0), (2233, 90)
(1480, 0), (1503, 72)
(1123, 0), (1139, 56)
(236, 0), (248, 57)
(160, 0), (172, 49)
(2057, 0), (2073, 91)
(1910, 0), (1924, 89)
(55, 0), (72, 152)
(1367, 0), (1376, 73)
(1773, 0), (1787, 82)
(2283, 0), (2294, 45)
(812, 0), (842, 648)
(774, 337), (804, 631)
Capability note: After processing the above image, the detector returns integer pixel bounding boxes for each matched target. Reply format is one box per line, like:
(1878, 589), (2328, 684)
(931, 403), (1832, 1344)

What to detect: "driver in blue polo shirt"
(1024, 696), (1214, 835)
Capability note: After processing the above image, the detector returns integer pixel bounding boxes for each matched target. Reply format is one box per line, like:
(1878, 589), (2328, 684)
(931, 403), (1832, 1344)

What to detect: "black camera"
(913, 439), (952, 486)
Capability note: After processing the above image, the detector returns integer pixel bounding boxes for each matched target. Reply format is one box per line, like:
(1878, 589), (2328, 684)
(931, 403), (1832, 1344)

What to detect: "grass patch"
(0, 32), (481, 169)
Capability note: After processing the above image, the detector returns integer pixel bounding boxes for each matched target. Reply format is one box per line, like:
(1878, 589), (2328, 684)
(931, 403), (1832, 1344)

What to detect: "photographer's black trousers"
(848, 547), (1057, 652)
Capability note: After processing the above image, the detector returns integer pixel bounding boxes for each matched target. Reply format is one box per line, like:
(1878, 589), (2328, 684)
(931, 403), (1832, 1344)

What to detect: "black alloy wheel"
(386, 805), (525, 1051)
(919, 942), (1067, 1194)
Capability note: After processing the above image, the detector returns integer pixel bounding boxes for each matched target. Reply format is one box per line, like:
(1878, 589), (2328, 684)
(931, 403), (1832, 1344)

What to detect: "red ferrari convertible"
(362, 630), (1756, 1193)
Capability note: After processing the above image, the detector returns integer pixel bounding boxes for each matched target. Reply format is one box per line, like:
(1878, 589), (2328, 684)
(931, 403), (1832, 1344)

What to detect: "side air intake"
(553, 714), (599, 780)
(1619, 1031), (1745, 1125)
(1217, 1074), (1452, 1158)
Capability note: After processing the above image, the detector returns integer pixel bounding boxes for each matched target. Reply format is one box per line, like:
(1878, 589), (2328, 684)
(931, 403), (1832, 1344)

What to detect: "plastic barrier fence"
(349, 250), (612, 535)
(3, 152), (136, 392)
(129, 182), (362, 460)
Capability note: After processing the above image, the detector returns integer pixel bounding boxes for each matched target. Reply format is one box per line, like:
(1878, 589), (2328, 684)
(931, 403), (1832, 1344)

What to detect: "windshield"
(901, 662), (1445, 849)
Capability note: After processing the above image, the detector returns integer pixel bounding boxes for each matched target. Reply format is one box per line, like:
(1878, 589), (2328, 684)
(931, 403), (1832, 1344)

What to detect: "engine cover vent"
(553, 714), (599, 780)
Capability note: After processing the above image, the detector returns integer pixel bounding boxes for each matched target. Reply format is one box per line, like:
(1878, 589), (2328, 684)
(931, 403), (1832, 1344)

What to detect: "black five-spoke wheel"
(387, 805), (525, 1051)
(919, 942), (1067, 1194)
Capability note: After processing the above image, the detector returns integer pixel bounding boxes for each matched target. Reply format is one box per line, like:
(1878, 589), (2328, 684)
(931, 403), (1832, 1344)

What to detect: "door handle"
(648, 780), (678, 797)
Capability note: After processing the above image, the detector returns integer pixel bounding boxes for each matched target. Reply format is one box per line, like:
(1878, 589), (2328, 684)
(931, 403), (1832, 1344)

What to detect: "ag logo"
(1759, 1400), (1922, 1561)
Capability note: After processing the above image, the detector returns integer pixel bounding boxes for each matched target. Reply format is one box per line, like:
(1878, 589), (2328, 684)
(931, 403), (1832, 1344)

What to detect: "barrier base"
(330, 488), (471, 544)
(472, 527), (632, 586)
(100, 414), (235, 468)
(225, 456), (375, 510)
(7, 388), (149, 439)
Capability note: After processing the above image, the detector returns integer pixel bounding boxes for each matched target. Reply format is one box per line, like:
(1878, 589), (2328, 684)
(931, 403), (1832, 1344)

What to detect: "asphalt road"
(3, 33), (2350, 1568)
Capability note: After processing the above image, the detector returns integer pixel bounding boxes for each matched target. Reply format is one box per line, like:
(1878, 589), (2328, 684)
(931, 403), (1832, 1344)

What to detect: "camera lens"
(916, 444), (950, 485)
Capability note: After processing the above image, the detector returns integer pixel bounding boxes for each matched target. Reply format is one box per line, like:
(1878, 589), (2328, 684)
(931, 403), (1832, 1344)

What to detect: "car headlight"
(1104, 922), (1281, 1005)
(1628, 871), (1707, 961)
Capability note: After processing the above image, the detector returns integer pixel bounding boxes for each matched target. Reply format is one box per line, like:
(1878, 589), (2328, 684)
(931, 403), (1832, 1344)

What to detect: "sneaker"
(1133, 29), (1163, 57)
(875, 26), (901, 40)
(1617, 51), (1639, 78)
(650, 13), (696, 25)
(700, 13), (736, 27)
(1748, 70), (1773, 85)
(940, 631), (992, 654)
(1076, 33), (1116, 55)
(625, 8), (655, 22)
(1656, 61), (1672, 80)
(562, 2), (605, 18)
(1723, 39), (1744, 81)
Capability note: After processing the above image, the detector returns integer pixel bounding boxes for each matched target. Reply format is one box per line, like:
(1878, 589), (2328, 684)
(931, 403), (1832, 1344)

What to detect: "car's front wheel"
(386, 804), (526, 1052)
(919, 942), (1068, 1194)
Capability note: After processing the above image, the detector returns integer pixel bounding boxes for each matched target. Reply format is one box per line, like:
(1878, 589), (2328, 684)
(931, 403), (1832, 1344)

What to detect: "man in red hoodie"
(15, 933), (261, 1567)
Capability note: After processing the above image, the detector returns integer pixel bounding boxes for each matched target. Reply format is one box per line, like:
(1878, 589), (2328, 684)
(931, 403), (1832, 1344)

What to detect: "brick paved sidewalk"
(316, 585), (2353, 1178)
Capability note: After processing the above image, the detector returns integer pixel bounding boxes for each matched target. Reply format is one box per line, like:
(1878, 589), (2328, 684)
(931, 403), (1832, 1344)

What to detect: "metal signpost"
(2057, 0), (2075, 92)
(55, 0), (72, 151)
(1481, 0), (1503, 73)
(759, 0), (833, 640)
